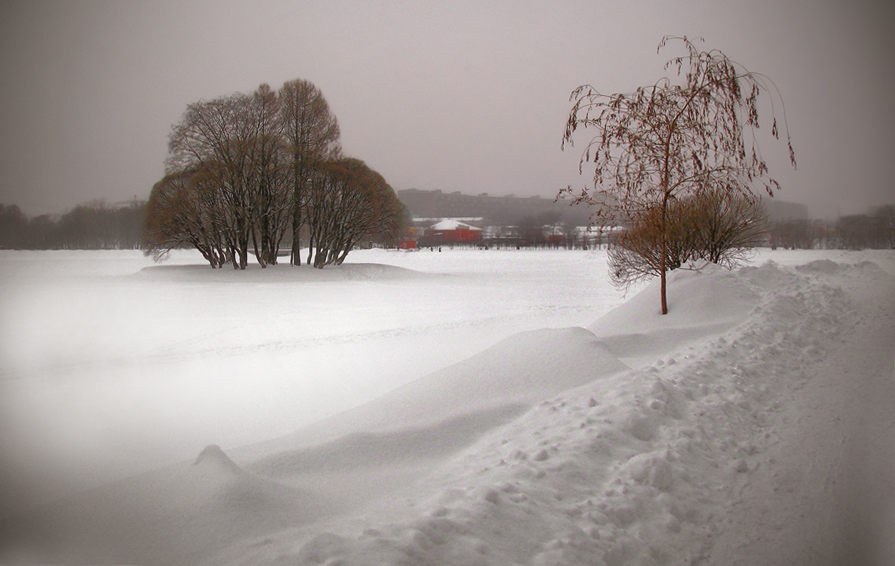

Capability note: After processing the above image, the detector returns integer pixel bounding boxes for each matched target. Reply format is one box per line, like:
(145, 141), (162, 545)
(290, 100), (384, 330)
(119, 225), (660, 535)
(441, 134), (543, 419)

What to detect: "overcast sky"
(1, 0), (892, 218)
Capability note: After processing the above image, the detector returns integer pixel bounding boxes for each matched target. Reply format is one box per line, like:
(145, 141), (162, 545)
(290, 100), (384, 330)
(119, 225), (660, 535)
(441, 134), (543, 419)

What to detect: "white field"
(0, 249), (635, 505)
(0, 247), (893, 565)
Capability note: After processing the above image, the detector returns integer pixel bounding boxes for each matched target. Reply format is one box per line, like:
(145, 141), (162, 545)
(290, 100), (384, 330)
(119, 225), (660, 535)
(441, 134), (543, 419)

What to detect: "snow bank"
(243, 326), (630, 458)
(590, 264), (760, 366)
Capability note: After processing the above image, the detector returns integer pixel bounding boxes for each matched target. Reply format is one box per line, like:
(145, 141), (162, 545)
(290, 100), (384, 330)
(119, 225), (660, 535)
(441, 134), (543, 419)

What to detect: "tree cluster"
(0, 200), (146, 250)
(768, 206), (895, 250)
(516, 211), (565, 248)
(836, 208), (894, 250)
(768, 218), (819, 250)
(144, 79), (406, 269)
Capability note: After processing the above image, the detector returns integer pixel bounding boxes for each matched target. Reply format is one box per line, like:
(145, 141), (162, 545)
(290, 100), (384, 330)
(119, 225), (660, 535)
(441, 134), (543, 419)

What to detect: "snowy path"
(706, 269), (895, 565)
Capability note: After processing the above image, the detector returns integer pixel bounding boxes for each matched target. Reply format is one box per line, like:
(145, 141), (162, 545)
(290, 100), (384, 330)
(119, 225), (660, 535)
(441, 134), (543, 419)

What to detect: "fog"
(0, 249), (629, 510)
(1, 0), (893, 219)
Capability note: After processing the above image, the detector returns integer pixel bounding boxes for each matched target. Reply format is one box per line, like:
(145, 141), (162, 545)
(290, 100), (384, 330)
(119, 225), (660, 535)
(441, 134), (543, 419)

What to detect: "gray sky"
(1, 0), (892, 218)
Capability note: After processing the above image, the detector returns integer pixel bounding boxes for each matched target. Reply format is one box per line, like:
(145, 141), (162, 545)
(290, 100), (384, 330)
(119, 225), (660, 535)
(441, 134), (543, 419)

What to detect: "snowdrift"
(590, 264), (761, 366)
(2, 255), (893, 566)
(136, 261), (430, 283)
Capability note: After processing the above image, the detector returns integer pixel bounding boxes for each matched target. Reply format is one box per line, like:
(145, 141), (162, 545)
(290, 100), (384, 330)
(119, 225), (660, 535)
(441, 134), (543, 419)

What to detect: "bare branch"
(561, 36), (796, 313)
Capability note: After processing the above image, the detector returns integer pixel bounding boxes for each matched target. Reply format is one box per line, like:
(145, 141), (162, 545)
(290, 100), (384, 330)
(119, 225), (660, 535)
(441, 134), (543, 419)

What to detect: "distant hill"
(760, 198), (808, 221)
(398, 188), (808, 226)
(396, 189), (593, 226)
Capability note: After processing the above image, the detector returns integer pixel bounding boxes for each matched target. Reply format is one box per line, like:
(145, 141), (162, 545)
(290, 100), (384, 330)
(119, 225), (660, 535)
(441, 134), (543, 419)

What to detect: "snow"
(427, 219), (482, 231)
(0, 248), (893, 565)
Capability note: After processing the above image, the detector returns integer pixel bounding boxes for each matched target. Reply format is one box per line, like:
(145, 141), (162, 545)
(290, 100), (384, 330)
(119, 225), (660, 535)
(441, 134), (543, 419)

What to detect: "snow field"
(1, 249), (893, 565)
(0, 249), (624, 510)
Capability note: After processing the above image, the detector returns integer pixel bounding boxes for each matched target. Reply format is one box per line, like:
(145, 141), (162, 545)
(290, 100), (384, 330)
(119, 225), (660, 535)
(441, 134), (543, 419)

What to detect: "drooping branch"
(561, 36), (796, 313)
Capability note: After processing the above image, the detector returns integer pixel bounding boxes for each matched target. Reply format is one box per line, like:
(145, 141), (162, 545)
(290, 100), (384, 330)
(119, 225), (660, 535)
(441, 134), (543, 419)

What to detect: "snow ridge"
(216, 260), (859, 566)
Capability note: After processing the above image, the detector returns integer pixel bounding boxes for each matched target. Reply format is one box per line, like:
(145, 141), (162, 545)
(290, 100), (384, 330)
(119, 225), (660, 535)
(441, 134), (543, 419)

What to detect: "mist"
(1, 0), (893, 216)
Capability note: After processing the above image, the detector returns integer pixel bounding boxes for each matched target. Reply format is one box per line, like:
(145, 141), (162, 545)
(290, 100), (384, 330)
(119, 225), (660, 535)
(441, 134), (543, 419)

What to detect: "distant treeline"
(0, 200), (146, 250)
(2, 200), (893, 252)
(768, 206), (895, 250)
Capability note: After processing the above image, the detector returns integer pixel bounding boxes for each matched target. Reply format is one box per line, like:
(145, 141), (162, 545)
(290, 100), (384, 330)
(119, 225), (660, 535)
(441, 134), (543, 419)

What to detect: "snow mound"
(251, 405), (527, 476)
(849, 260), (894, 280)
(789, 258), (892, 280)
(590, 265), (760, 365)
(194, 444), (244, 474)
(242, 326), (630, 459)
(379, 327), (629, 421)
(137, 261), (427, 283)
(594, 264), (760, 331)
(795, 258), (845, 274)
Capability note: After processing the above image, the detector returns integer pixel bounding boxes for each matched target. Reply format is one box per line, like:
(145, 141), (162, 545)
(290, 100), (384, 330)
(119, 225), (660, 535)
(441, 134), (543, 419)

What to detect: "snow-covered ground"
(0, 248), (893, 565)
(0, 249), (629, 509)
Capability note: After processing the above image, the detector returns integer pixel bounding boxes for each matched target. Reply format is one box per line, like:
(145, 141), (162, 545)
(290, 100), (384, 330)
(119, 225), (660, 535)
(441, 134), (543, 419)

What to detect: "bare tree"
(246, 84), (291, 267)
(690, 187), (768, 267)
(149, 79), (398, 270)
(608, 200), (698, 288)
(326, 158), (405, 264)
(561, 36), (796, 314)
(278, 79), (342, 266)
(164, 87), (297, 269)
(144, 169), (228, 267)
(167, 93), (258, 268)
(305, 158), (404, 268)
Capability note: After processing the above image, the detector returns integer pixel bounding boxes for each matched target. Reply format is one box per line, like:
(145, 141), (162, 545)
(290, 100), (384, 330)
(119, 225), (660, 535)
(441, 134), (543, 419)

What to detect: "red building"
(427, 219), (482, 244)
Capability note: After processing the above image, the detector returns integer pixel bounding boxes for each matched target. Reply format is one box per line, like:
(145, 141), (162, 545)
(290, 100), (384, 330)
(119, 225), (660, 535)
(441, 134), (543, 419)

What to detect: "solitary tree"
(561, 36), (796, 314)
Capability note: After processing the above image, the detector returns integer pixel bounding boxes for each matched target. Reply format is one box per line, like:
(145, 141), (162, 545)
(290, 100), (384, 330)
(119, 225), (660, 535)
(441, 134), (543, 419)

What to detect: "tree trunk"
(251, 227), (266, 268)
(660, 263), (668, 315)
(660, 193), (669, 315)
(291, 204), (302, 266)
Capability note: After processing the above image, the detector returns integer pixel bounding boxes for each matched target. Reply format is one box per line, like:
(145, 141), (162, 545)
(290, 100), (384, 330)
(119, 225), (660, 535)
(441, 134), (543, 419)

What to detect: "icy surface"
(1, 248), (893, 565)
